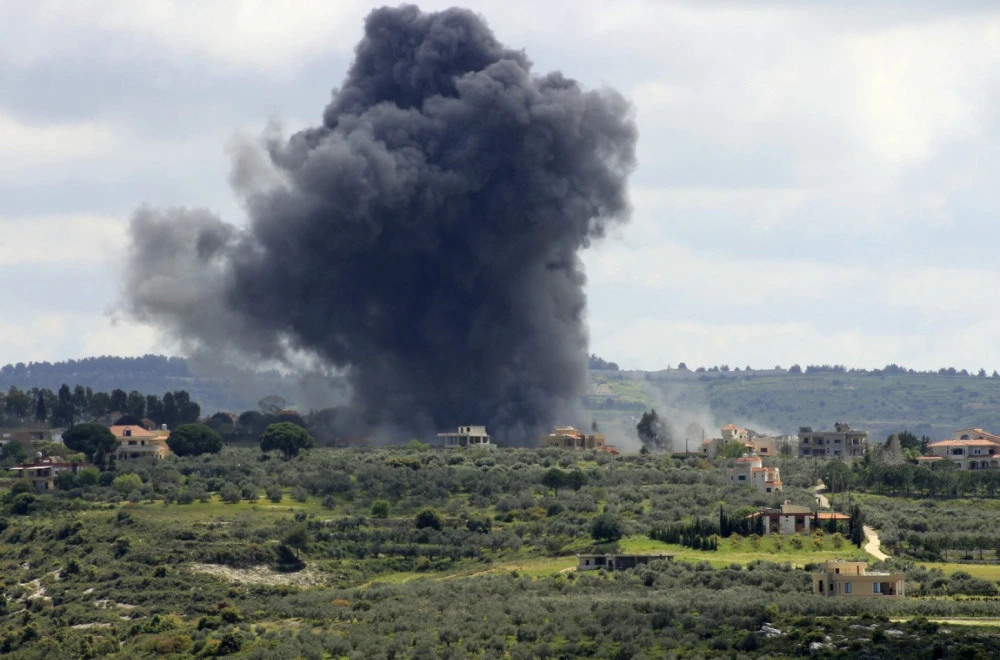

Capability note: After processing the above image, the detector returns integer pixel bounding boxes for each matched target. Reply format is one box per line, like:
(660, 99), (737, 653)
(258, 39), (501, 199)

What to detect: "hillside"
(0, 356), (296, 415)
(587, 367), (1000, 443)
(4, 357), (1000, 441)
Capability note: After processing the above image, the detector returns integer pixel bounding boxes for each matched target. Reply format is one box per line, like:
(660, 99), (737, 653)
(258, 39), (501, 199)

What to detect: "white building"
(437, 425), (492, 448)
(728, 455), (782, 494)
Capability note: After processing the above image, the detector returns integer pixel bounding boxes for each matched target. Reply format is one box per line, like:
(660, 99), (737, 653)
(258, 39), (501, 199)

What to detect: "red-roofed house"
(926, 430), (1000, 470)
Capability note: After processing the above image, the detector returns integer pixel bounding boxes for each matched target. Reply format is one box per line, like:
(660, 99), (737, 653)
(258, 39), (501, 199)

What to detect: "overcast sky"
(3, 1), (1000, 372)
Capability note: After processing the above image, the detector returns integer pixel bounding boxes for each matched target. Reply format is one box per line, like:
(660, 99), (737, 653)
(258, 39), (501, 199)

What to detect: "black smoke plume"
(121, 5), (637, 442)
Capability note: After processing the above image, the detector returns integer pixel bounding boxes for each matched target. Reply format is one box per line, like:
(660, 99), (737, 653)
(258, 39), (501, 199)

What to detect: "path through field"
(863, 525), (889, 560)
(811, 481), (831, 509)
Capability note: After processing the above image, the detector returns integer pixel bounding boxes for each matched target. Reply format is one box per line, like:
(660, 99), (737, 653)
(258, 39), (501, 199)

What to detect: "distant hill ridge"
(4, 356), (1000, 439)
(0, 355), (288, 414)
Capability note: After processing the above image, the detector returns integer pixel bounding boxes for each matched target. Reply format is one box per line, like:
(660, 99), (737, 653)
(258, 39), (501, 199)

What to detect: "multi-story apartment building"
(798, 423), (867, 459)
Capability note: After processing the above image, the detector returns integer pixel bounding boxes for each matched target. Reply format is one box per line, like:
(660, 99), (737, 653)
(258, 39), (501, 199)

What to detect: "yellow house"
(111, 425), (171, 461)
(812, 561), (905, 597)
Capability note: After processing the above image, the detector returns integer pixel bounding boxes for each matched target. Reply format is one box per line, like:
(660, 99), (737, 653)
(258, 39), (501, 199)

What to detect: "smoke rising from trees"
(120, 5), (637, 441)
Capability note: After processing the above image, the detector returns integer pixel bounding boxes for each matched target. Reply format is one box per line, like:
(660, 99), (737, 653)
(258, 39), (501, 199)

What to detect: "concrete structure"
(798, 423), (868, 458)
(747, 436), (777, 456)
(9, 458), (90, 492)
(703, 426), (779, 458)
(721, 424), (749, 443)
(925, 429), (1000, 470)
(111, 425), (170, 461)
(750, 501), (850, 535)
(701, 436), (723, 458)
(812, 561), (905, 597)
(541, 426), (617, 453)
(728, 455), (783, 494)
(437, 425), (493, 448)
(577, 553), (676, 571)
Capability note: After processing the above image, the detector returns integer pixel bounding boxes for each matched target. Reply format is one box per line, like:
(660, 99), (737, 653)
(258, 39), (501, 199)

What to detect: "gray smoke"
(121, 5), (637, 442)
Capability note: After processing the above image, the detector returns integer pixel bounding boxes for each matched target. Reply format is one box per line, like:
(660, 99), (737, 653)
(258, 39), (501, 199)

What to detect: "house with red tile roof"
(925, 429), (1000, 469)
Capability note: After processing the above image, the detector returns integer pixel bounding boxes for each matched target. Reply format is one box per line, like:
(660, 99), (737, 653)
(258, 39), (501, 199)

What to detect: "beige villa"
(812, 561), (905, 597)
(111, 425), (171, 461)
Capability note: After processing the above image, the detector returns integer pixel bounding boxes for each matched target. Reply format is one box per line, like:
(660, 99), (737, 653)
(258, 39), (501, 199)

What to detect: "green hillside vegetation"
(588, 366), (1000, 440)
(3, 446), (1000, 656)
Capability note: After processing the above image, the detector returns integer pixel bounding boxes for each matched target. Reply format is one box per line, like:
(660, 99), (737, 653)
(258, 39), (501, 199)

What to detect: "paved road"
(863, 525), (889, 560)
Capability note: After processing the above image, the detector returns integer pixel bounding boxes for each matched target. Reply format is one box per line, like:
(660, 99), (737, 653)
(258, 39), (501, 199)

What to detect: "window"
(738, 475), (746, 481)
(844, 582), (852, 594)
(873, 582), (881, 594)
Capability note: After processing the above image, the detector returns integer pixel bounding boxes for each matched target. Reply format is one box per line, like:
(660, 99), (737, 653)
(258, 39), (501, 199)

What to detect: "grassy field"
(618, 534), (869, 568)
(917, 563), (1000, 581)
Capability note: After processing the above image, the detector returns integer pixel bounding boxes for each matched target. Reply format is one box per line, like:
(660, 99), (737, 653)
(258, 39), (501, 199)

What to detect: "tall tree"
(167, 423), (223, 457)
(171, 390), (200, 425)
(258, 395), (287, 416)
(109, 389), (128, 413)
(637, 408), (671, 452)
(35, 391), (47, 423)
(162, 392), (178, 429)
(62, 423), (119, 469)
(259, 422), (315, 460)
(5, 387), (31, 421)
(125, 391), (146, 419)
(146, 394), (164, 425)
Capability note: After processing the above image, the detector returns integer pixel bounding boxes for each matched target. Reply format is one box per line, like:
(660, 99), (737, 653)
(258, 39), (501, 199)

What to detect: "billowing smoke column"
(121, 5), (637, 442)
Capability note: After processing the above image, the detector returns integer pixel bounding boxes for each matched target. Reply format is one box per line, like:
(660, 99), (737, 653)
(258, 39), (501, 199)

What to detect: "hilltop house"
(437, 425), (493, 448)
(812, 561), (905, 597)
(111, 425), (171, 461)
(921, 428), (1000, 470)
(798, 423), (868, 459)
(541, 426), (617, 453)
(727, 455), (783, 494)
(9, 458), (90, 493)
(749, 501), (850, 535)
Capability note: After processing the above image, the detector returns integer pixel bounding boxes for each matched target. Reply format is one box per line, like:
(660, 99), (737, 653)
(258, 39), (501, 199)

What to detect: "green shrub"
(371, 500), (391, 518)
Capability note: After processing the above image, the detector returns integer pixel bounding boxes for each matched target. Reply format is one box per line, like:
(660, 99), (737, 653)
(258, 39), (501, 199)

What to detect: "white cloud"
(0, 214), (127, 266)
(5, 0), (367, 73)
(0, 111), (121, 173)
(0, 313), (159, 366)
